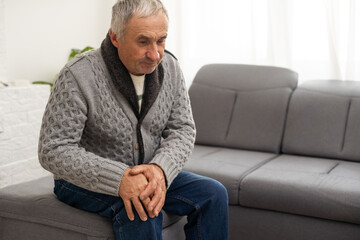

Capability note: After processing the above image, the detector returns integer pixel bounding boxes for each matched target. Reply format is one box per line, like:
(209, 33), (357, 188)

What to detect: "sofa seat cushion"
(0, 176), (184, 240)
(183, 145), (277, 204)
(239, 154), (360, 225)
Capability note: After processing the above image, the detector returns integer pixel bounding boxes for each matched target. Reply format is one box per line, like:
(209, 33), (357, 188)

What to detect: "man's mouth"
(142, 61), (157, 67)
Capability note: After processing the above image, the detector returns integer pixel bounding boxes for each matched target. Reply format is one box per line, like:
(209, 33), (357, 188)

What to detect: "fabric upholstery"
(226, 88), (293, 152)
(186, 71), (360, 239)
(184, 145), (277, 204)
(299, 79), (360, 96)
(239, 154), (360, 225)
(189, 64), (298, 153)
(0, 176), (185, 240)
(283, 80), (360, 161)
(229, 205), (360, 240)
(190, 64), (298, 90)
(188, 83), (237, 147)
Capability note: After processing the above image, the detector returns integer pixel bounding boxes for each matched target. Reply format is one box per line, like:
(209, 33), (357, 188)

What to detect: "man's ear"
(109, 29), (120, 48)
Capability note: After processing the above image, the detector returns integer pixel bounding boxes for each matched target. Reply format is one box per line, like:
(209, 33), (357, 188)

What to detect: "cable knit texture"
(38, 47), (196, 197)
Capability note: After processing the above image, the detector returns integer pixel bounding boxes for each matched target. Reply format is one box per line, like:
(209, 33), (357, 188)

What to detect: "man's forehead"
(135, 32), (168, 40)
(127, 21), (168, 38)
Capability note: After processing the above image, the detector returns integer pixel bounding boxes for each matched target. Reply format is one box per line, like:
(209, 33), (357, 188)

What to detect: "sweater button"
(135, 143), (139, 150)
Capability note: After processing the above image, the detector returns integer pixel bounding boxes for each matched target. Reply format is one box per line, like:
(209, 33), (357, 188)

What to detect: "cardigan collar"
(100, 33), (164, 121)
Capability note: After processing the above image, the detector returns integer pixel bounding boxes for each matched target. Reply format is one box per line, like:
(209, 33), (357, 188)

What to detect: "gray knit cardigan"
(38, 48), (196, 197)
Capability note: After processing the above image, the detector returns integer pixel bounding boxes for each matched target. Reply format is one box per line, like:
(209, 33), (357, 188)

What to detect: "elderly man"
(38, 0), (228, 239)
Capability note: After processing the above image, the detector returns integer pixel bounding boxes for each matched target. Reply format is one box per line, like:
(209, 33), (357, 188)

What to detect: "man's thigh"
(54, 179), (124, 218)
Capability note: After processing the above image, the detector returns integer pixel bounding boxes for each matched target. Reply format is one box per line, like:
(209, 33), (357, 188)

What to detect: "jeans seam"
(167, 195), (203, 240)
(114, 213), (124, 226)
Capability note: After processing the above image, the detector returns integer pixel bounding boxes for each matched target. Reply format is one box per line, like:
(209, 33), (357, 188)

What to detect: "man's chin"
(140, 66), (158, 75)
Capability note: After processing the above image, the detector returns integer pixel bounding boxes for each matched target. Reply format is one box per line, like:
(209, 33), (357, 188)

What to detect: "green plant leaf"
(80, 46), (94, 53)
(68, 46), (94, 61)
(68, 48), (81, 61)
(32, 81), (54, 91)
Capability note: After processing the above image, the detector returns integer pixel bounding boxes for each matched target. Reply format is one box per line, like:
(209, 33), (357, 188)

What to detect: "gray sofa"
(1, 64), (359, 240)
(184, 64), (360, 240)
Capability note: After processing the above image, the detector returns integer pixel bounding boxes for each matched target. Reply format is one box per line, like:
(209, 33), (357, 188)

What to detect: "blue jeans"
(54, 171), (229, 240)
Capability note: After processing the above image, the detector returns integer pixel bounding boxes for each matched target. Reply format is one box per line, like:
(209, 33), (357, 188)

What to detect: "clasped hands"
(118, 164), (166, 221)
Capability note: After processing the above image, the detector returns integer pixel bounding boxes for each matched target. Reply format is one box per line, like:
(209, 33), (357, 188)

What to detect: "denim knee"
(113, 208), (163, 240)
(209, 179), (228, 204)
(198, 178), (228, 209)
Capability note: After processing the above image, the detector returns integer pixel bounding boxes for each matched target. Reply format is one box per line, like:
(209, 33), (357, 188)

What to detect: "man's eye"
(158, 38), (166, 45)
(138, 40), (148, 45)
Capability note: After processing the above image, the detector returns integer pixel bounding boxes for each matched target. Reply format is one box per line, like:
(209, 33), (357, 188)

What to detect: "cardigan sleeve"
(150, 62), (196, 188)
(38, 66), (128, 197)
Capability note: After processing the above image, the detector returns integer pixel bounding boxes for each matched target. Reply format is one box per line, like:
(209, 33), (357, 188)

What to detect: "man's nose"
(146, 46), (160, 61)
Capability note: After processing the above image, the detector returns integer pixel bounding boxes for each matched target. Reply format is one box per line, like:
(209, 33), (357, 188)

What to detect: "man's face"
(110, 11), (168, 76)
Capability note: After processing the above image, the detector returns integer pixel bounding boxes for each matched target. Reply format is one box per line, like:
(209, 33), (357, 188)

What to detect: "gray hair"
(111, 0), (168, 40)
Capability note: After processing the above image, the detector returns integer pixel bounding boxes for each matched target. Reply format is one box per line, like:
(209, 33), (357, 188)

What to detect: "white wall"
(4, 0), (116, 83)
(0, 0), (6, 83)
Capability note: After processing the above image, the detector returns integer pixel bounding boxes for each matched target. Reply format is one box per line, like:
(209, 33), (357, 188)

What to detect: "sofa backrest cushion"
(189, 64), (298, 153)
(282, 80), (360, 161)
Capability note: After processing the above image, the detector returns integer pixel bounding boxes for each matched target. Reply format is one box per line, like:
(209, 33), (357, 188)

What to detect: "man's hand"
(130, 164), (167, 218)
(118, 168), (150, 221)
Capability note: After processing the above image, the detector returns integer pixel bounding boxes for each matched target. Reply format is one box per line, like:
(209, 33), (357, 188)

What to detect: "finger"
(130, 165), (147, 175)
(140, 179), (157, 200)
(148, 186), (162, 210)
(142, 197), (156, 218)
(153, 190), (166, 217)
(150, 186), (166, 216)
(123, 200), (135, 221)
(132, 198), (148, 221)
